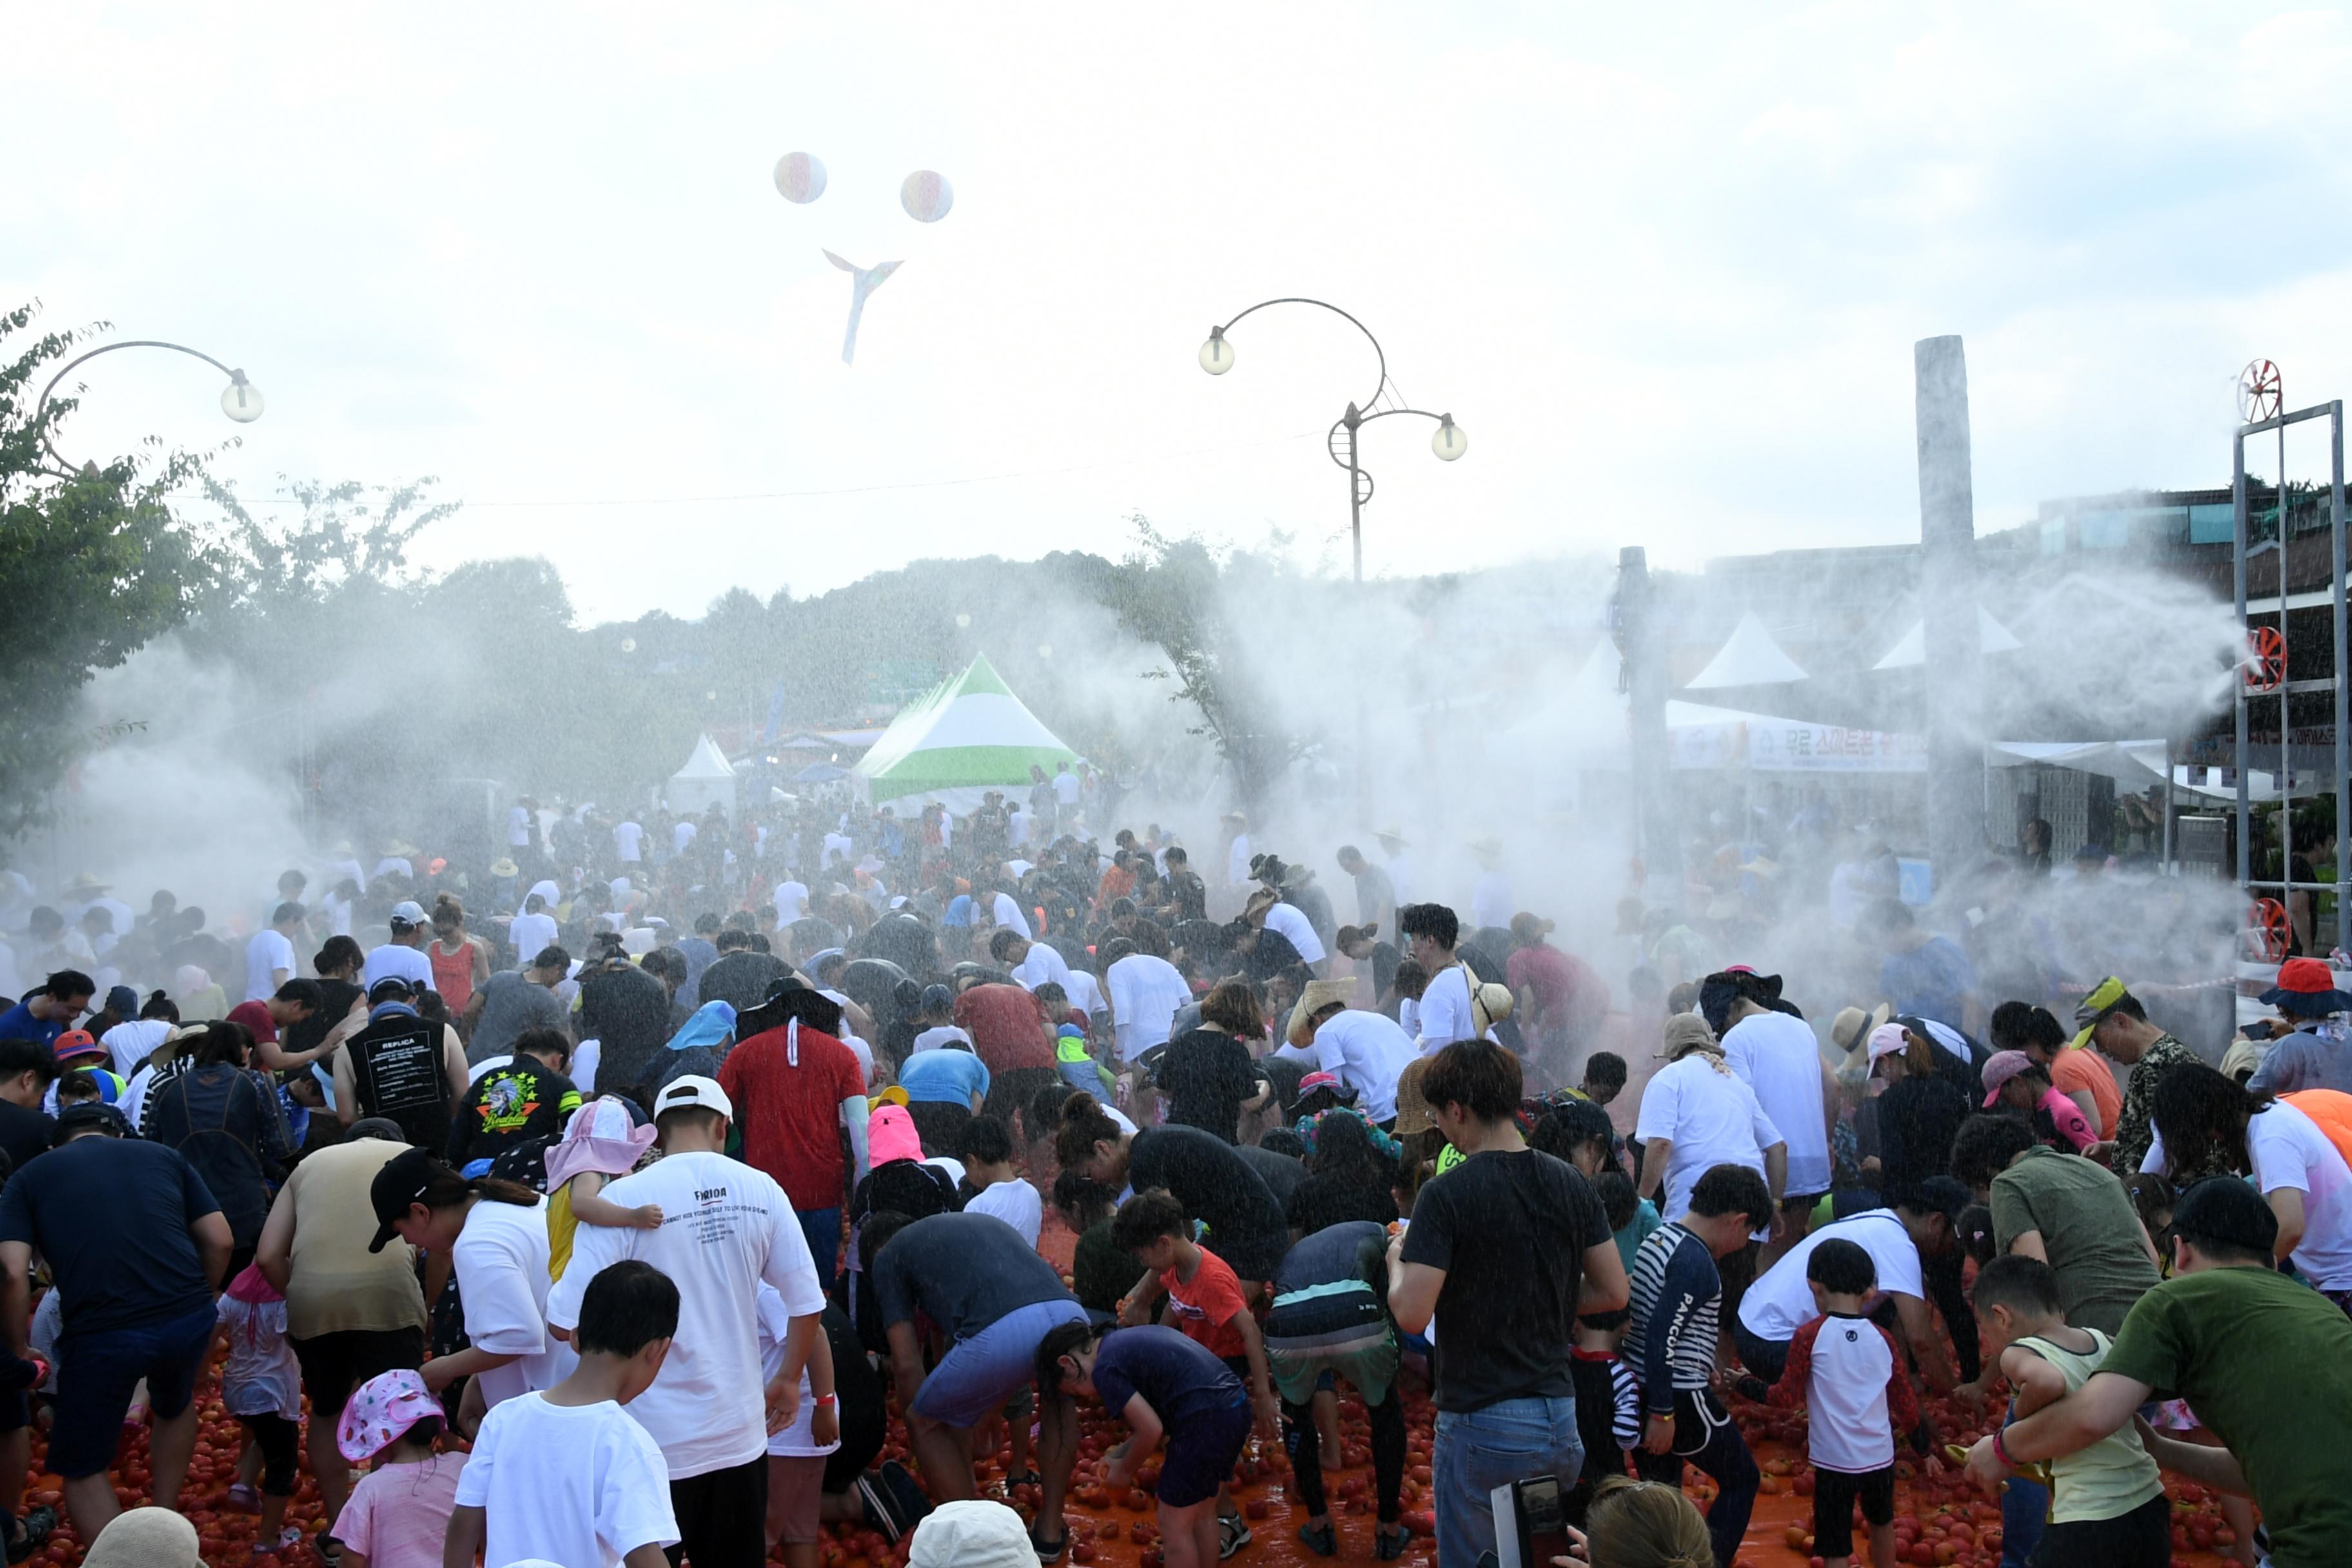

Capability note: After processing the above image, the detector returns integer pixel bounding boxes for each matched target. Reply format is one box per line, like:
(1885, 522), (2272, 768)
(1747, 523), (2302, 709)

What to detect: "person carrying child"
(215, 1264), (302, 1558)
(542, 1097), (660, 1282)
(1736, 1238), (1937, 1568)
(1967, 1255), (2168, 1567)
(1037, 1323), (1254, 1568)
(448, 1260), (681, 1568)
(331, 1369), (466, 1568)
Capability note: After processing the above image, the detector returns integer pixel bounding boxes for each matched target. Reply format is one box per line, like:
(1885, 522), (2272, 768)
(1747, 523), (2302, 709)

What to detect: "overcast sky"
(11, 4), (2352, 622)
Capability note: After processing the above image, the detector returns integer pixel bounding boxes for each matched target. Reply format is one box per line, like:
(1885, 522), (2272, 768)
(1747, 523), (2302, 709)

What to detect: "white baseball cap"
(389, 899), (428, 928)
(654, 1074), (734, 1121)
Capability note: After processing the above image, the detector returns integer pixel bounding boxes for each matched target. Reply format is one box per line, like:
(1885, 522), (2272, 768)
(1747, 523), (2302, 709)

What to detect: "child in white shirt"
(756, 1284), (840, 1567)
(957, 1117), (1043, 1248)
(215, 1266), (302, 1557)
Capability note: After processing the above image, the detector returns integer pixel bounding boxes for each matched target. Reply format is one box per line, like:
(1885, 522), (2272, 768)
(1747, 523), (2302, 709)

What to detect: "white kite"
(773, 152), (956, 366)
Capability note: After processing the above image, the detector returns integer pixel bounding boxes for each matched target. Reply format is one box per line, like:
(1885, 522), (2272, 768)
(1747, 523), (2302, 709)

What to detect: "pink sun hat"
(337, 1368), (442, 1463)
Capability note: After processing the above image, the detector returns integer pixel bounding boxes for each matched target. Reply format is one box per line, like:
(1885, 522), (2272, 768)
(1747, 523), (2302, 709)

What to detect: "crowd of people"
(0, 783), (2346, 1568)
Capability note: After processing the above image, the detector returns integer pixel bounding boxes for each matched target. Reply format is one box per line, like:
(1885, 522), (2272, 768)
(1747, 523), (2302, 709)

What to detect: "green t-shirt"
(1072, 1218), (1147, 1317)
(2102, 1266), (2352, 1567)
(1989, 1147), (2161, 1336)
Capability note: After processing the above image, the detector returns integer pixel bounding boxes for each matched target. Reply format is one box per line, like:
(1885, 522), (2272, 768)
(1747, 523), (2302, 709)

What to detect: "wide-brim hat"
(489, 858), (520, 879)
(1374, 826), (1409, 846)
(1391, 1055), (1437, 1136)
(2259, 956), (2352, 1016)
(1657, 1012), (1718, 1060)
(1468, 836), (1503, 859)
(62, 872), (110, 897)
(1830, 1003), (1892, 1055)
(1284, 979), (1357, 1046)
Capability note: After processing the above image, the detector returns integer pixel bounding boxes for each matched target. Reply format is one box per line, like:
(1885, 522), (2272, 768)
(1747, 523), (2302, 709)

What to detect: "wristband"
(814, 1394), (838, 1408)
(1990, 1426), (2015, 1469)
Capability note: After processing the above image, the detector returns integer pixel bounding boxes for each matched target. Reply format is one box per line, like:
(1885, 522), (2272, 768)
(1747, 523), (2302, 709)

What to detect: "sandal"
(1005, 1467), (1043, 1488)
(1375, 1522), (1411, 1561)
(1295, 1520), (1337, 1557)
(5, 1506), (55, 1566)
(226, 1482), (261, 1513)
(1027, 1524), (1068, 1563)
(1219, 1515), (1252, 1559)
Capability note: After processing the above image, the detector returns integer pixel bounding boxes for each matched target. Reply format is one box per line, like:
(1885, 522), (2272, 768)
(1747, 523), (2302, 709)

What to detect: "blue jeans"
(2001, 1475), (2046, 1567)
(1433, 1396), (1582, 1567)
(798, 1206), (842, 1286)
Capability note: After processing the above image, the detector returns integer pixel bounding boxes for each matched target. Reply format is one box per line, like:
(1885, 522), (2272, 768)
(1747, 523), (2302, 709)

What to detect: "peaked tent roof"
(1683, 611), (1808, 689)
(853, 654), (1079, 805)
(1871, 605), (2026, 670)
(671, 733), (736, 780)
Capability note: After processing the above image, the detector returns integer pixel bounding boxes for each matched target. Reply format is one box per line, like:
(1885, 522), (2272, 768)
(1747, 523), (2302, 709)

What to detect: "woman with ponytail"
(369, 1148), (571, 1414)
(2150, 1063), (2352, 1307)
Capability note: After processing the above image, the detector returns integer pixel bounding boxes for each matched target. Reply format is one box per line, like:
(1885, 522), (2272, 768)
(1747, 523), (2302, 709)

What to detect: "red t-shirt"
(1161, 1245), (1250, 1358)
(226, 1000), (278, 1044)
(1505, 943), (1602, 1031)
(716, 1023), (867, 1210)
(952, 984), (1056, 1073)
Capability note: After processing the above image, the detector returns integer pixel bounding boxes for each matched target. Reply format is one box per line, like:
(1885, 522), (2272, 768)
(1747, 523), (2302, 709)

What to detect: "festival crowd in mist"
(0, 770), (2348, 1568)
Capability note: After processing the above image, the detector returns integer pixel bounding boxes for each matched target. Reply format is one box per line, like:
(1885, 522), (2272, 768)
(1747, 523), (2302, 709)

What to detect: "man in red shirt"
(716, 986), (870, 1280)
(1504, 914), (1610, 1083)
(952, 978), (1061, 1128)
(224, 980), (329, 1073)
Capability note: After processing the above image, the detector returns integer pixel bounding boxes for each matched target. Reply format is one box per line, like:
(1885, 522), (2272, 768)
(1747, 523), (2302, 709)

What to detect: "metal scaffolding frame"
(2232, 398), (2351, 956)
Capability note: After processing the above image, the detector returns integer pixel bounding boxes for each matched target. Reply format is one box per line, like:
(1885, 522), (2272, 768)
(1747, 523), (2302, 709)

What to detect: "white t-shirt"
(772, 881), (810, 923)
(1106, 954), (1190, 1063)
(1008, 808), (1033, 847)
(455, 1394), (679, 1568)
(1414, 964), (1482, 1053)
(453, 1197), (574, 1409)
(571, 1037), (600, 1095)
(613, 821), (645, 863)
(508, 805), (533, 847)
(674, 820), (698, 854)
(910, 1025), (974, 1055)
(756, 1286), (840, 1460)
(2144, 1101), (2352, 1289)
(545, 1150), (827, 1478)
(990, 892), (1032, 939)
(1226, 834), (1252, 886)
(1012, 943), (1074, 994)
(1289, 1008), (1415, 1124)
(509, 912), (557, 964)
(1471, 874), (1513, 934)
(1051, 772), (1081, 807)
(103, 1019), (172, 1080)
(1262, 901), (1325, 966)
(1633, 1054), (1783, 1222)
(822, 832), (854, 867)
(246, 928), (296, 1004)
(1385, 852), (1413, 906)
(1800, 1312), (1902, 1474)
(363, 943), (435, 994)
(1721, 1012), (1832, 1199)
(1062, 968), (1107, 1019)
(217, 1295), (301, 1421)
(966, 1178), (1044, 1249)
(1740, 1211), (1925, 1342)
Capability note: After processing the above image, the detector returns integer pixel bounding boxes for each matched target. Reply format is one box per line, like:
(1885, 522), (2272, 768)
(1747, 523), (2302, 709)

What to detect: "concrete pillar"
(1619, 545), (1678, 907)
(1915, 335), (1988, 886)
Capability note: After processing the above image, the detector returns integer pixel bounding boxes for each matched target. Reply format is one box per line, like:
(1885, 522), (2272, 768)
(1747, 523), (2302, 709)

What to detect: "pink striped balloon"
(899, 170), (954, 222)
(773, 152), (827, 204)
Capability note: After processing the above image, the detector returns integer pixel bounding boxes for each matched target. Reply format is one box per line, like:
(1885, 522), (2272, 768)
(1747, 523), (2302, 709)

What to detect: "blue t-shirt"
(897, 1048), (991, 1107)
(0, 1003), (64, 1051)
(0, 1135), (220, 1335)
(1092, 1325), (1244, 1433)
(1880, 936), (1977, 1030)
(943, 895), (974, 930)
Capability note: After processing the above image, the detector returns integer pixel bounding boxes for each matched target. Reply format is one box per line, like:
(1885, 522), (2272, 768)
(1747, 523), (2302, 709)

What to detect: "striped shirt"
(1623, 1221), (1720, 1413)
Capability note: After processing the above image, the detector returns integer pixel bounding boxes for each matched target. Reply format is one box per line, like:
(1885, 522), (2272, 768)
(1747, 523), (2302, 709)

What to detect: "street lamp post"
(32, 339), (265, 478)
(1199, 299), (1464, 583)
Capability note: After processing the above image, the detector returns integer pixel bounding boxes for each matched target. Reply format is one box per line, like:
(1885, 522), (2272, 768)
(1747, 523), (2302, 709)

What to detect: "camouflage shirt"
(2114, 1034), (2232, 1184)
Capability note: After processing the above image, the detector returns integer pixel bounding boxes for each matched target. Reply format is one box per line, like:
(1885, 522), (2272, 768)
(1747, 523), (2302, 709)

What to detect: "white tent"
(666, 733), (737, 818)
(853, 654), (1080, 815)
(1684, 611), (1809, 689)
(1871, 605), (2026, 670)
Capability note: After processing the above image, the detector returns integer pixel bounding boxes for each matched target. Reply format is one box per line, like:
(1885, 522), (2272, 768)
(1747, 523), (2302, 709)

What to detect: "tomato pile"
(14, 1347), (2250, 1568)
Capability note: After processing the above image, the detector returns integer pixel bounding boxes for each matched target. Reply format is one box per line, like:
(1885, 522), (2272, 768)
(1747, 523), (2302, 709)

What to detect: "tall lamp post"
(32, 339), (265, 478)
(1199, 299), (1465, 583)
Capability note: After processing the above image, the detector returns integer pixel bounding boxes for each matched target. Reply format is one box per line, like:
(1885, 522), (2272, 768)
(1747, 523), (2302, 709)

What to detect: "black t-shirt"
(1073, 1219), (1148, 1317)
(0, 1135), (220, 1334)
(1398, 1147), (1609, 1413)
(1878, 1075), (1971, 1202)
(697, 951), (794, 1019)
(284, 978), (364, 1061)
(578, 963), (676, 1093)
(447, 1057), (581, 1168)
(1242, 930), (1305, 985)
(1154, 1030), (1261, 1143)
(870, 1211), (1072, 1339)
(1092, 1325), (1244, 1431)
(1126, 1126), (1289, 1282)
(0, 1102), (52, 1181)
(1237, 1144), (1305, 1213)
(1286, 1173), (1398, 1237)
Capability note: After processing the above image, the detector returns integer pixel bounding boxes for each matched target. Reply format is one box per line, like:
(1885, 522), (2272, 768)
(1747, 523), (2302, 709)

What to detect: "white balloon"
(899, 170), (954, 222)
(774, 152), (827, 204)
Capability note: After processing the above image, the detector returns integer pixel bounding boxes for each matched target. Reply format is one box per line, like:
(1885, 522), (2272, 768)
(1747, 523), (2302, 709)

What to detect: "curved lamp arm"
(1202, 297), (1387, 415)
(33, 339), (262, 476)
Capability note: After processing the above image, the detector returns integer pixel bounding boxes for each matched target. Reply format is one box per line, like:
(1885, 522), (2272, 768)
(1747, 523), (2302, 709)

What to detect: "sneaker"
(6, 1506), (55, 1565)
(1375, 1522), (1411, 1562)
(1295, 1520), (1337, 1557)
(879, 1459), (933, 1533)
(1027, 1522), (1068, 1563)
(226, 1482), (261, 1514)
(1219, 1516), (1252, 1560)
(856, 1475), (906, 1544)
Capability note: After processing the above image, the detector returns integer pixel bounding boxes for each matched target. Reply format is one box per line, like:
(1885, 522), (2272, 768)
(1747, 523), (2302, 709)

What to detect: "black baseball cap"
(367, 976), (416, 1005)
(366, 1145), (447, 1253)
(51, 1102), (126, 1147)
(2173, 1176), (2280, 1259)
(1897, 1174), (1975, 1225)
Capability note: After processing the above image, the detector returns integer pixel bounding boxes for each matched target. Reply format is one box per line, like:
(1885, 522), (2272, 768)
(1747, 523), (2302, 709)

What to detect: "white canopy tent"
(1871, 605), (2026, 669)
(666, 733), (738, 818)
(1684, 611), (1809, 689)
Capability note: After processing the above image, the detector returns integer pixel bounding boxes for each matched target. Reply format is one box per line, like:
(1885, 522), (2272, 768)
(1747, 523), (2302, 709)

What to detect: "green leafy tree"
(0, 302), (215, 834)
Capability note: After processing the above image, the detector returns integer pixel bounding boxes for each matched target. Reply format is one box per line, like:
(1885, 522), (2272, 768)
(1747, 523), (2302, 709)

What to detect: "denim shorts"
(911, 1298), (1088, 1429)
(1432, 1395), (1582, 1567)
(52, 1302), (219, 1479)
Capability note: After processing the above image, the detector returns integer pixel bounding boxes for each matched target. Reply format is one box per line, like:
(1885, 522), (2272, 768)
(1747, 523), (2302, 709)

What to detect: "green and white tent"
(852, 654), (1079, 813)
